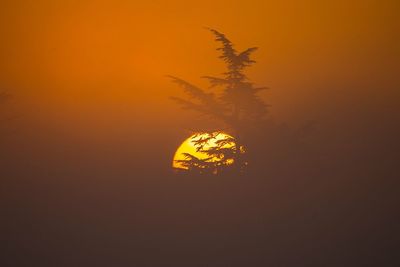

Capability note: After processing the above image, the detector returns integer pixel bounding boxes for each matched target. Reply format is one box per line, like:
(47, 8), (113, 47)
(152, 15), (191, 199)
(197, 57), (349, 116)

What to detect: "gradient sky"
(1, 2), (399, 265)
(1, 0), (399, 150)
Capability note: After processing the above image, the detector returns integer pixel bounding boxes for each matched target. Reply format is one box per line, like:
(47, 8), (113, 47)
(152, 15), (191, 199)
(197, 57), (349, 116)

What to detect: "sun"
(172, 132), (239, 172)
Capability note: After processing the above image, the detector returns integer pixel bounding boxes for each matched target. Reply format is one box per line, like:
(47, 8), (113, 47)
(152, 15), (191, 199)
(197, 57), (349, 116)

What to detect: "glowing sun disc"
(172, 132), (236, 170)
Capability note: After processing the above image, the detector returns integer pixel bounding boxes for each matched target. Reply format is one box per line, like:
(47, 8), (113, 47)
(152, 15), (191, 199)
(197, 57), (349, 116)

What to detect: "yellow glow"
(172, 132), (235, 170)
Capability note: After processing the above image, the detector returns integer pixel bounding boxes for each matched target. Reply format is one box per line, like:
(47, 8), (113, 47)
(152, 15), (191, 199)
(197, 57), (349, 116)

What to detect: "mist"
(1, 0), (399, 266)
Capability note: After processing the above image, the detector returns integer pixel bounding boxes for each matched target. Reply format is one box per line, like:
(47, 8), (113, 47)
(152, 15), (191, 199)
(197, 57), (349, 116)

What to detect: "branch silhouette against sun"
(174, 132), (242, 175)
(170, 28), (269, 174)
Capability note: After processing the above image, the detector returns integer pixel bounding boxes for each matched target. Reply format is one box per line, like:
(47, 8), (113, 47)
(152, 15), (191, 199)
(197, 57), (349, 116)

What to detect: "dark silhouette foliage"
(174, 132), (244, 175)
(170, 29), (268, 174)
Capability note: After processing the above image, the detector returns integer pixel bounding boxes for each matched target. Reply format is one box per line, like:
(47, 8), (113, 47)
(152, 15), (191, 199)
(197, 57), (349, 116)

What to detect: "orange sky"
(1, 0), (399, 138)
(2, 2), (399, 262)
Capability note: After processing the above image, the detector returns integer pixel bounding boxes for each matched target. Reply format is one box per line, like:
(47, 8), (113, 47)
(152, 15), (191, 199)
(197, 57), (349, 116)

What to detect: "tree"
(174, 132), (240, 175)
(170, 29), (268, 174)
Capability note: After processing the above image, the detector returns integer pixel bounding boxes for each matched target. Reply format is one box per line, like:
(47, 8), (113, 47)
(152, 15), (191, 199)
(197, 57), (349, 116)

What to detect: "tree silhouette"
(174, 132), (242, 175)
(170, 29), (268, 174)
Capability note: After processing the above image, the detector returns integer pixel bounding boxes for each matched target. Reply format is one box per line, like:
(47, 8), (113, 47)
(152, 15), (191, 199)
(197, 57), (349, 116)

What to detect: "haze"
(1, 0), (399, 266)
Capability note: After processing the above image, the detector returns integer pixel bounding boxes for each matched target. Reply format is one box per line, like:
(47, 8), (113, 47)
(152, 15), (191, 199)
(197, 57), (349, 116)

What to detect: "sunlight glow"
(172, 132), (236, 170)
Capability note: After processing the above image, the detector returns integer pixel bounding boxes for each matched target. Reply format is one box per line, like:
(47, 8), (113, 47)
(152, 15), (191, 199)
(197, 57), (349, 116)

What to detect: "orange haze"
(1, 0), (399, 125)
(1, 1), (400, 265)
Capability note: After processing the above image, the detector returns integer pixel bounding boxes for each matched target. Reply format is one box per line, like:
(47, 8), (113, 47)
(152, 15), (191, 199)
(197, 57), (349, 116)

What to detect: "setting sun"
(173, 132), (237, 172)
(1, 0), (397, 264)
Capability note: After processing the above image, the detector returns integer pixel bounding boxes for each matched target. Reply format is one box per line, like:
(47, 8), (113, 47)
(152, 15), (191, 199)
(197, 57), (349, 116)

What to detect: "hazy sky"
(1, 3), (399, 265)
(1, 0), (399, 140)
